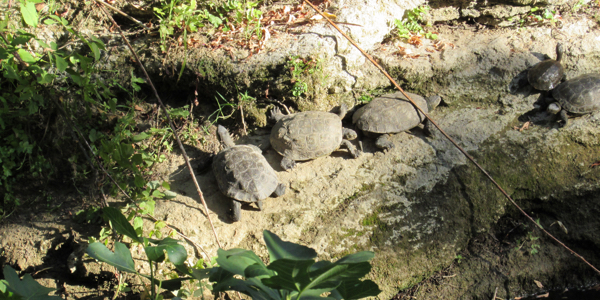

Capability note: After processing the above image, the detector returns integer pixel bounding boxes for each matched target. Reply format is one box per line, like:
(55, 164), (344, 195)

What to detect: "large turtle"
(527, 43), (565, 91)
(352, 91), (441, 150)
(213, 125), (286, 222)
(270, 104), (360, 170)
(547, 73), (600, 127)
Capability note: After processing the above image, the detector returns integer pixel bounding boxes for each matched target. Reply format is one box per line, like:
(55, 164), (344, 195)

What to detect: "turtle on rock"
(352, 91), (441, 150)
(213, 125), (286, 222)
(270, 104), (360, 170)
(547, 73), (600, 127)
(527, 43), (565, 91)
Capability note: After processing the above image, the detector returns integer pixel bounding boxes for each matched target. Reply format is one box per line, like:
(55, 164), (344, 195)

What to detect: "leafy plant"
(287, 56), (323, 97)
(87, 207), (381, 299)
(511, 7), (562, 27)
(393, 5), (437, 40)
(1, 265), (61, 299)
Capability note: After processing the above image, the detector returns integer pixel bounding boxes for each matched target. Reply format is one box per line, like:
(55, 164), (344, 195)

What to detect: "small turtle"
(213, 125), (286, 222)
(352, 91), (441, 150)
(270, 104), (360, 170)
(527, 43), (565, 91)
(547, 73), (600, 127)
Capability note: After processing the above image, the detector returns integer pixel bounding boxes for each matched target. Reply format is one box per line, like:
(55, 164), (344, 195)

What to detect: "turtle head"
(426, 95), (442, 111)
(547, 102), (562, 115)
(556, 43), (564, 62)
(337, 103), (349, 119)
(217, 125), (235, 148)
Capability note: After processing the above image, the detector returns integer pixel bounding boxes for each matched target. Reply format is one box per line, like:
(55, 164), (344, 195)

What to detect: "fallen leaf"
(536, 292), (549, 298)
(590, 161), (600, 168)
(534, 280), (543, 289)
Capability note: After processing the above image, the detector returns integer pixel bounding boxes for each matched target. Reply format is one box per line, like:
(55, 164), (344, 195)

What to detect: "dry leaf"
(534, 280), (543, 289)
(590, 161), (600, 168)
(134, 105), (143, 111)
(550, 220), (568, 234)
(536, 292), (549, 298)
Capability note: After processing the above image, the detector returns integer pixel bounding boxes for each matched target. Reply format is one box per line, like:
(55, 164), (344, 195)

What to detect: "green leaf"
(263, 230), (317, 262)
(86, 242), (137, 273)
(162, 181), (171, 190)
(263, 259), (315, 292)
(163, 190), (177, 199)
(89, 41), (100, 61)
(332, 280), (381, 300)
(215, 248), (266, 276)
(103, 207), (142, 243)
(20, 2), (39, 27)
(16, 49), (36, 63)
(2, 266), (60, 300)
(54, 54), (68, 72)
(144, 238), (187, 265)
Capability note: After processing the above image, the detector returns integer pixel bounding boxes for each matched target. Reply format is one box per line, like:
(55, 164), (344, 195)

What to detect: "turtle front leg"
(375, 134), (395, 150)
(231, 200), (242, 222)
(340, 140), (361, 158)
(256, 200), (263, 211)
(281, 156), (296, 170)
(559, 110), (569, 127)
(272, 183), (286, 197)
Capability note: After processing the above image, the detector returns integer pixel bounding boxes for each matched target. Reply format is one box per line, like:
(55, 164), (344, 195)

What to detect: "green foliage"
(154, 0), (264, 52)
(88, 208), (380, 299)
(454, 254), (463, 264)
(393, 5), (437, 40)
(510, 7), (562, 27)
(286, 56), (323, 97)
(1, 265), (61, 299)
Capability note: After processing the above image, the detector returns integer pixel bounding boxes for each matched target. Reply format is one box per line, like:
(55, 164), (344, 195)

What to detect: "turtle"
(213, 125), (286, 222)
(547, 73), (600, 127)
(352, 91), (441, 150)
(527, 43), (565, 91)
(270, 104), (360, 170)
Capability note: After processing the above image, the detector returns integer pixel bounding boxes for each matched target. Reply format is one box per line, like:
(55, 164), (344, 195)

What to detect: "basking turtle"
(547, 73), (600, 127)
(527, 43), (565, 91)
(213, 125), (286, 222)
(270, 104), (360, 170)
(352, 91), (441, 150)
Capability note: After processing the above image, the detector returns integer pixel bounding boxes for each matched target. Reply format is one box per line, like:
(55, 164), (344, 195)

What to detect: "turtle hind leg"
(375, 134), (395, 150)
(231, 200), (242, 222)
(281, 156), (296, 170)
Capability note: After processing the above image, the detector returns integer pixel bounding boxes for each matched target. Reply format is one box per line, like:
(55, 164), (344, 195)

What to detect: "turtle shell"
(212, 144), (280, 203)
(270, 111), (343, 161)
(352, 91), (428, 134)
(527, 59), (564, 91)
(552, 73), (600, 114)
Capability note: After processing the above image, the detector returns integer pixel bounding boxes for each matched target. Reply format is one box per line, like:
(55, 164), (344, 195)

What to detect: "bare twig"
(96, 1), (222, 249)
(95, 0), (150, 30)
(302, 0), (600, 275)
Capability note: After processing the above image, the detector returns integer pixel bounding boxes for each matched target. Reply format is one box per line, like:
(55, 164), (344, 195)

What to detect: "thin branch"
(95, 0), (150, 30)
(302, 0), (600, 274)
(96, 1), (222, 249)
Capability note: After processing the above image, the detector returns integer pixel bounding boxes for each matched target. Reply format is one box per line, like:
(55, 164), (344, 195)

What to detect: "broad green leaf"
(333, 251), (374, 264)
(244, 264), (275, 278)
(264, 259), (315, 292)
(215, 248), (266, 276)
(86, 242), (137, 273)
(163, 190), (177, 199)
(332, 279), (381, 300)
(162, 181), (171, 189)
(89, 41), (100, 61)
(103, 207), (142, 243)
(263, 230), (316, 262)
(139, 275), (189, 291)
(16, 49), (36, 63)
(53, 54), (68, 72)
(144, 238), (187, 265)
(190, 268), (211, 281)
(134, 175), (145, 188)
(20, 2), (39, 27)
(3, 64), (21, 81)
(2, 266), (60, 300)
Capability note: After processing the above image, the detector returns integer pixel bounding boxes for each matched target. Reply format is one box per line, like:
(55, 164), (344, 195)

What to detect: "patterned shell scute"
(352, 92), (428, 133)
(212, 145), (279, 203)
(552, 73), (600, 114)
(527, 59), (564, 91)
(270, 111), (343, 161)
